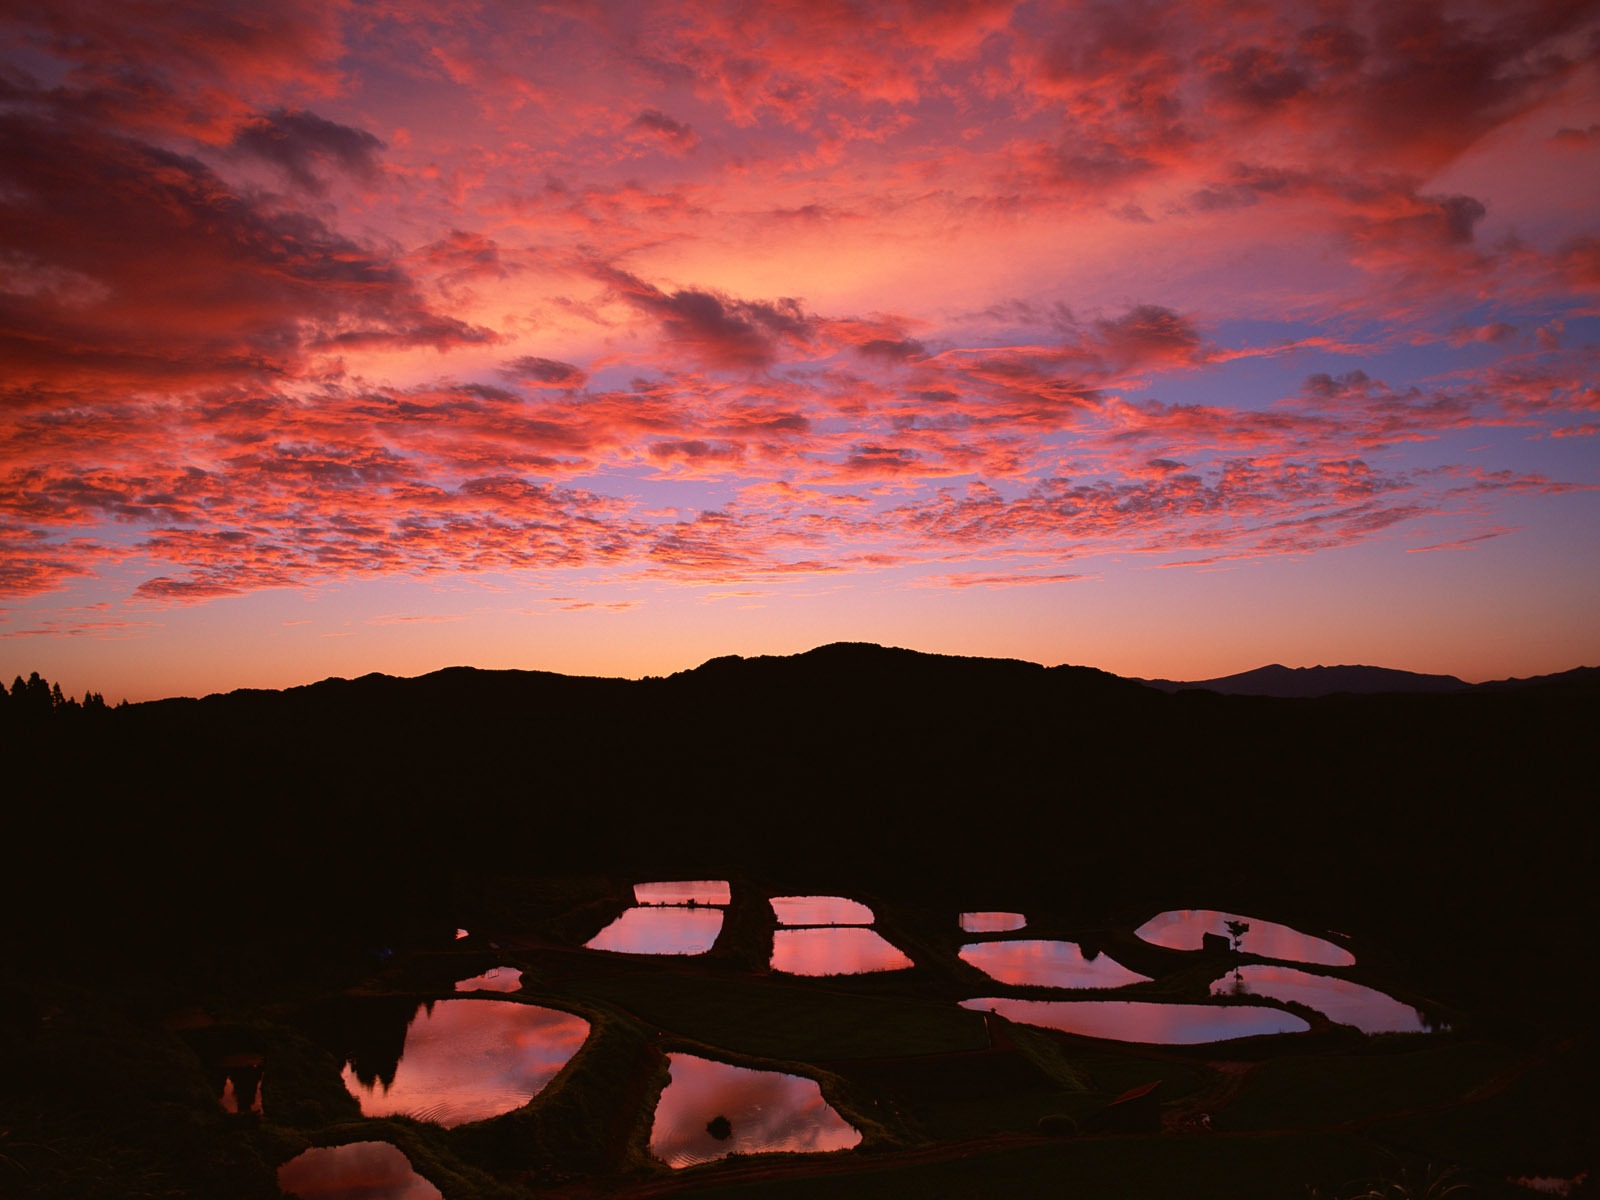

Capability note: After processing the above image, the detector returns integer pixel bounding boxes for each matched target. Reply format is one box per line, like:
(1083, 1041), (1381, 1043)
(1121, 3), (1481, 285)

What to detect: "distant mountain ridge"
(116, 641), (1599, 705)
(1139, 661), (1599, 698)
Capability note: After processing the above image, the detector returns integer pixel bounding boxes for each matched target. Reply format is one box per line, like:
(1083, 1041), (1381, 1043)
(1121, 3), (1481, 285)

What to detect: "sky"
(2, 0), (1598, 702)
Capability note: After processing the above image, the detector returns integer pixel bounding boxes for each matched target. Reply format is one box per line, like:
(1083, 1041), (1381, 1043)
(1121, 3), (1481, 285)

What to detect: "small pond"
(771, 895), (875, 926)
(216, 1052), (264, 1115)
(958, 940), (1152, 989)
(340, 1000), (589, 1127)
(635, 880), (732, 905)
(961, 997), (1311, 1043)
(960, 911), (1026, 933)
(587, 906), (725, 955)
(454, 966), (523, 993)
(1211, 965), (1432, 1034)
(1135, 909), (1355, 966)
(278, 1142), (442, 1200)
(220, 1075), (261, 1116)
(771, 927), (913, 976)
(650, 1053), (861, 1168)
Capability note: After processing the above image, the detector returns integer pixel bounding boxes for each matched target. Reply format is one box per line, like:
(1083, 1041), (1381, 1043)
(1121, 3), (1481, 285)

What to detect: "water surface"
(961, 997), (1310, 1043)
(278, 1142), (442, 1200)
(1135, 909), (1355, 966)
(650, 1053), (860, 1168)
(770, 895), (874, 925)
(1211, 965), (1430, 1033)
(771, 927), (913, 976)
(340, 1000), (589, 1127)
(454, 966), (523, 993)
(587, 907), (724, 954)
(958, 940), (1151, 989)
(635, 880), (732, 905)
(960, 911), (1026, 933)
(216, 1053), (264, 1115)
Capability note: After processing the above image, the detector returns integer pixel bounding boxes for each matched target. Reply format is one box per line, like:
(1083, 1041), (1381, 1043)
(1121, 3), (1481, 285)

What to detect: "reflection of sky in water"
(634, 880), (732, 905)
(1212, 965), (1430, 1034)
(215, 1052), (264, 1116)
(650, 1053), (861, 1168)
(219, 1077), (262, 1116)
(587, 906), (725, 954)
(278, 1141), (442, 1200)
(454, 966), (523, 993)
(771, 927), (913, 975)
(340, 1000), (589, 1127)
(959, 940), (1151, 988)
(960, 911), (1026, 933)
(1135, 909), (1355, 966)
(961, 997), (1310, 1043)
(770, 895), (874, 926)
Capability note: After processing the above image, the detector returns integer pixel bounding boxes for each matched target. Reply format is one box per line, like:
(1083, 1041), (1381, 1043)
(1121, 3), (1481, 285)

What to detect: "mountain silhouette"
(1140, 661), (1600, 697)
(1140, 662), (1471, 697)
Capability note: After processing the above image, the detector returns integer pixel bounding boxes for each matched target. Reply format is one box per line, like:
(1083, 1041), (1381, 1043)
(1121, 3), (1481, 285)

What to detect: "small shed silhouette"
(1202, 931), (1232, 955)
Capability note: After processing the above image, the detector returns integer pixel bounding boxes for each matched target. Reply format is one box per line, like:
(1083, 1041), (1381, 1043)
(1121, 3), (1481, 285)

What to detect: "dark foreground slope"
(7, 642), (1595, 999)
(2, 643), (1597, 1198)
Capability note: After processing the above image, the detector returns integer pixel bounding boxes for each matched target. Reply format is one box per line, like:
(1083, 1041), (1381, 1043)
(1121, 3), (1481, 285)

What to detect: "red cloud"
(628, 109), (699, 153)
(628, 0), (1015, 126)
(0, 524), (102, 596)
(4, 0), (350, 142)
(229, 108), (384, 193)
(0, 93), (492, 399)
(1093, 305), (1206, 370)
(2, 0), (1594, 613)
(596, 266), (814, 371)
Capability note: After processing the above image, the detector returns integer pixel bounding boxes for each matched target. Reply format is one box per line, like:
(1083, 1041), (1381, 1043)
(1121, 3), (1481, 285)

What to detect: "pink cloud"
(1, 0), (1595, 669)
(0, 524), (103, 596)
(595, 265), (815, 370)
(627, 109), (699, 154)
(0, 93), (492, 398)
(4, 0), (350, 142)
(915, 570), (1090, 589)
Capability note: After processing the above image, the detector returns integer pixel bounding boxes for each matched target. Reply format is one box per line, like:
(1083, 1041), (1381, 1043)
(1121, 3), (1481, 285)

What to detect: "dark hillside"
(5, 644), (1595, 1034)
(3, 646), (1597, 1200)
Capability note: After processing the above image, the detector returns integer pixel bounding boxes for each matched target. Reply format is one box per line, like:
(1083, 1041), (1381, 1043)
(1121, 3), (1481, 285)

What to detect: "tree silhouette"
(18, 673), (52, 720)
(1, 673), (116, 723)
